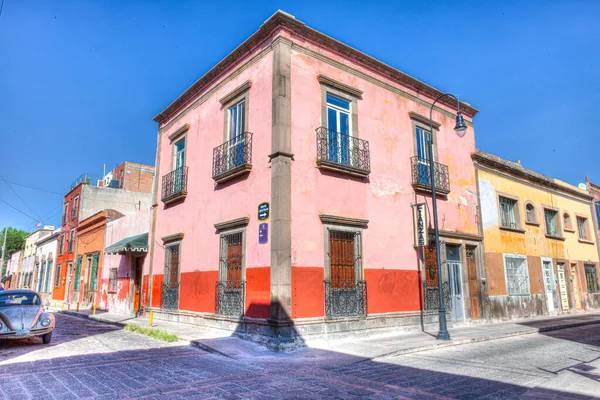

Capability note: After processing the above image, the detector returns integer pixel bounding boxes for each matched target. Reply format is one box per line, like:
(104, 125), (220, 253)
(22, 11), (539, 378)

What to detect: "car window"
(0, 293), (41, 307)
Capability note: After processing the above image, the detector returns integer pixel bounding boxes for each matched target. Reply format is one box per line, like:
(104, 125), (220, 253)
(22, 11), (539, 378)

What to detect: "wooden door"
(466, 247), (480, 320)
(133, 257), (142, 312)
(571, 264), (582, 309)
(329, 231), (355, 288)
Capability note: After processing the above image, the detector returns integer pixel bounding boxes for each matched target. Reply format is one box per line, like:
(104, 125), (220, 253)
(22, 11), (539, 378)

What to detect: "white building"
(36, 229), (60, 301)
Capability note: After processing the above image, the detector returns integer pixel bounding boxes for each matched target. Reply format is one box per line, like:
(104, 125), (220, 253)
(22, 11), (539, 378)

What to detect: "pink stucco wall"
(101, 210), (150, 314)
(150, 48), (273, 316)
(288, 34), (478, 317)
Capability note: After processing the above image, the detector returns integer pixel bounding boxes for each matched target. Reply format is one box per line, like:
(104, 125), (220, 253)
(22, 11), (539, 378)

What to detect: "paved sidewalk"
(53, 307), (600, 363)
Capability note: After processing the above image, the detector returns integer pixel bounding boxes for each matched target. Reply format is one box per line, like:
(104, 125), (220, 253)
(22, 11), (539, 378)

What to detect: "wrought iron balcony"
(161, 282), (179, 310)
(324, 280), (367, 318)
(315, 127), (370, 177)
(161, 166), (188, 204)
(212, 132), (253, 183)
(215, 280), (245, 317)
(410, 156), (451, 195)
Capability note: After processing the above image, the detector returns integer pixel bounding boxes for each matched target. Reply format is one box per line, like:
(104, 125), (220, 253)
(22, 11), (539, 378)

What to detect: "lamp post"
(428, 93), (467, 341)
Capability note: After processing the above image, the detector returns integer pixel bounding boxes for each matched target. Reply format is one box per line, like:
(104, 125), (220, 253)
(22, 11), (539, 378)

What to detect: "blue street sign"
(259, 223), (268, 244)
(258, 202), (270, 221)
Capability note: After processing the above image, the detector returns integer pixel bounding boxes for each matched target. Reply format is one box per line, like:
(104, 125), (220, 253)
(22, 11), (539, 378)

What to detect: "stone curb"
(56, 309), (600, 361)
(370, 319), (600, 360)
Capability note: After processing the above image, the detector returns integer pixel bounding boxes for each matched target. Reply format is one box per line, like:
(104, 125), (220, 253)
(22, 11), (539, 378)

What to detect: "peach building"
(147, 11), (482, 346)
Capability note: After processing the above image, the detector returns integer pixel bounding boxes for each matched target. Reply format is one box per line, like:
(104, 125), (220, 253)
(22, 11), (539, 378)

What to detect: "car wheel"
(42, 332), (52, 344)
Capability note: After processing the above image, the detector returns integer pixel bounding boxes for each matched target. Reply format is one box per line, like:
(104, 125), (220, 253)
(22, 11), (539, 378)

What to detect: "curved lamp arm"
(428, 93), (468, 142)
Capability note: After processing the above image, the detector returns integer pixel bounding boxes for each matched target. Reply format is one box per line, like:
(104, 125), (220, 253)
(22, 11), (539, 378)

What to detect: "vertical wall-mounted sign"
(259, 223), (268, 244)
(258, 202), (270, 221)
(412, 203), (428, 247)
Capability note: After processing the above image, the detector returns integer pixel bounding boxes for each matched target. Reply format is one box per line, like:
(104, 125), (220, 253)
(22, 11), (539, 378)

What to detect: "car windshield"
(0, 293), (41, 307)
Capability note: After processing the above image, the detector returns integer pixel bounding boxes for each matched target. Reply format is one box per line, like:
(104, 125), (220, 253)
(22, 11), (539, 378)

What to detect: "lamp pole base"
(437, 309), (451, 341)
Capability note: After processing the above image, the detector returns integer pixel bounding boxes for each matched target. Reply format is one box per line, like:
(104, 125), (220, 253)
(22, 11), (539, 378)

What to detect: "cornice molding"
(154, 11), (477, 126)
(161, 232), (184, 244)
(218, 80), (252, 105)
(319, 214), (369, 228)
(472, 151), (594, 201)
(214, 217), (250, 232)
(317, 75), (363, 98)
(409, 111), (441, 130)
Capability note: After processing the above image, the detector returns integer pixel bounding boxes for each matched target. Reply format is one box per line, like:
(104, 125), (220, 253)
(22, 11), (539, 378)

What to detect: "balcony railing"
(161, 166), (188, 204)
(161, 282), (179, 310)
(316, 127), (370, 177)
(215, 280), (245, 317)
(324, 280), (367, 318)
(212, 132), (253, 183)
(410, 156), (451, 195)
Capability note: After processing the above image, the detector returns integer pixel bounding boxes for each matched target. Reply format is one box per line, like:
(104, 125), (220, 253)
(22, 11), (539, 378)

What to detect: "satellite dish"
(578, 183), (587, 190)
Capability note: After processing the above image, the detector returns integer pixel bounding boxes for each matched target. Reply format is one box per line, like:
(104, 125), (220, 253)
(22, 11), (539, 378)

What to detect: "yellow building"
(473, 151), (599, 320)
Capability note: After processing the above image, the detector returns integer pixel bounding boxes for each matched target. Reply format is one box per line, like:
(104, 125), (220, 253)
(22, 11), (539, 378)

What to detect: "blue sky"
(1, 0), (599, 231)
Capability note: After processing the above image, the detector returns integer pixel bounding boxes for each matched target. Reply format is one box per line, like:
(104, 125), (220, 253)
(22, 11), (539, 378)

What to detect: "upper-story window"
(595, 202), (600, 229)
(226, 99), (247, 169)
(174, 137), (185, 170)
(71, 196), (79, 220)
(577, 216), (589, 240)
(544, 209), (559, 237)
(326, 94), (352, 166)
(62, 203), (68, 225)
(68, 229), (75, 253)
(499, 196), (519, 230)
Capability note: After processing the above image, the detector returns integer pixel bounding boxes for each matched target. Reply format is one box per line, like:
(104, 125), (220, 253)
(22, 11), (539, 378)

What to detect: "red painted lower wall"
(292, 266), (325, 318)
(364, 269), (421, 313)
(151, 274), (163, 308)
(245, 267), (270, 318)
(179, 271), (219, 313)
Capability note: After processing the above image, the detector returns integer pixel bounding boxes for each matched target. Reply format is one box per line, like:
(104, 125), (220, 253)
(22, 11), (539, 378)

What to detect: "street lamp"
(428, 93), (468, 341)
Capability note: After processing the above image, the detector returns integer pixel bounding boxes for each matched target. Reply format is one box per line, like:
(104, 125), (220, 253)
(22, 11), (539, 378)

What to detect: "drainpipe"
(146, 127), (162, 310)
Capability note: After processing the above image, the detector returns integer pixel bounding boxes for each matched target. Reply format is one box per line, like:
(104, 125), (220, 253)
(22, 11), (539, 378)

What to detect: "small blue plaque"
(258, 202), (270, 221)
(259, 223), (268, 244)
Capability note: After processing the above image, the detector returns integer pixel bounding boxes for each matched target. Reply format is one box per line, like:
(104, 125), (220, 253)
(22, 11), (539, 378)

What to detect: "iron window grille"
(423, 281), (452, 311)
(109, 268), (118, 291)
(577, 217), (588, 240)
(544, 209), (559, 236)
(315, 127), (370, 174)
(499, 197), (518, 229)
(410, 156), (450, 194)
(161, 244), (180, 310)
(325, 229), (366, 318)
(216, 232), (245, 316)
(161, 166), (188, 202)
(212, 132), (253, 180)
(504, 255), (530, 296)
(585, 264), (598, 293)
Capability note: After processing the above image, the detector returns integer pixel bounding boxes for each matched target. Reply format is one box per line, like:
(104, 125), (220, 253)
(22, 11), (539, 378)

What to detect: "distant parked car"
(0, 290), (55, 344)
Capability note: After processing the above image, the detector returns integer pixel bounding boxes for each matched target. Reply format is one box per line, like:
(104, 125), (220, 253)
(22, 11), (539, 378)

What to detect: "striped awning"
(105, 233), (148, 254)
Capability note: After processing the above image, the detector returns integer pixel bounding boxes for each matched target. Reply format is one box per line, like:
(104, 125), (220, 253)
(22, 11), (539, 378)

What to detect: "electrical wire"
(0, 197), (39, 222)
(0, 180), (63, 196)
(0, 174), (43, 221)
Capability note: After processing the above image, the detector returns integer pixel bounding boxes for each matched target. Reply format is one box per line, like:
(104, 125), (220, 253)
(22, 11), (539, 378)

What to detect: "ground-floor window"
(324, 227), (366, 317)
(74, 256), (82, 291)
(504, 254), (530, 296)
(161, 243), (180, 310)
(585, 264), (599, 293)
(89, 254), (99, 291)
(44, 261), (53, 293)
(216, 230), (245, 316)
(109, 268), (118, 291)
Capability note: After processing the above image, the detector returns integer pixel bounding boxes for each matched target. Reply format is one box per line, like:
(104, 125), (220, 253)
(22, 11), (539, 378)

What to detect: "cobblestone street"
(1, 313), (599, 399)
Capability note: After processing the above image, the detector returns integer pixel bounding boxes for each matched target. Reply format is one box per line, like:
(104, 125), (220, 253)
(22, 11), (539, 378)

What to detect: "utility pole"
(1, 227), (7, 279)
